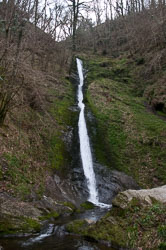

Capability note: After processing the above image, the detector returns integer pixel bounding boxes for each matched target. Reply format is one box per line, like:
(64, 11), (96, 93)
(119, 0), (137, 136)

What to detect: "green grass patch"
(81, 200), (166, 249)
(48, 134), (67, 170)
(0, 77), (76, 198)
(157, 110), (166, 117)
(83, 55), (166, 188)
(47, 79), (76, 172)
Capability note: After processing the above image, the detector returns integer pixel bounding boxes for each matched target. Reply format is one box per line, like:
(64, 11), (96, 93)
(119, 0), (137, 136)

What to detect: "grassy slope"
(81, 54), (166, 189)
(0, 73), (75, 200)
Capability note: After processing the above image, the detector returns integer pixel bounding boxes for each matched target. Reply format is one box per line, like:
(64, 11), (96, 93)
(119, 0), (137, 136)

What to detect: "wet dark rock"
(44, 174), (79, 205)
(94, 163), (140, 203)
(62, 126), (74, 151)
(33, 196), (73, 216)
(83, 235), (98, 243)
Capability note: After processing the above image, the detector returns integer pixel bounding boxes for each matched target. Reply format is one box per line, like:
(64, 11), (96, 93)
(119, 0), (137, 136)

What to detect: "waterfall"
(76, 58), (111, 208)
(77, 58), (98, 204)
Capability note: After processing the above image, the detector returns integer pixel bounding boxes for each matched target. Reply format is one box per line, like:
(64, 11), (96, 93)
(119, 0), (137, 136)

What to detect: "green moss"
(157, 110), (166, 117)
(158, 225), (166, 239)
(39, 211), (59, 221)
(48, 134), (67, 170)
(159, 242), (166, 249)
(63, 201), (76, 211)
(22, 218), (41, 232)
(0, 220), (17, 235)
(47, 80), (76, 172)
(14, 183), (31, 198)
(66, 219), (88, 234)
(75, 208), (82, 213)
(80, 201), (95, 210)
(87, 221), (127, 247)
(49, 79), (75, 126)
(0, 216), (41, 235)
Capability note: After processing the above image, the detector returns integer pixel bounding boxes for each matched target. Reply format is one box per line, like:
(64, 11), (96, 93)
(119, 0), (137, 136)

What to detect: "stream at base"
(0, 207), (116, 250)
(0, 205), (117, 249)
(0, 234), (114, 250)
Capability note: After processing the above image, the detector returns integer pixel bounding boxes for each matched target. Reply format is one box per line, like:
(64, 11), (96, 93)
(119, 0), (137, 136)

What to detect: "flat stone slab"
(113, 185), (166, 208)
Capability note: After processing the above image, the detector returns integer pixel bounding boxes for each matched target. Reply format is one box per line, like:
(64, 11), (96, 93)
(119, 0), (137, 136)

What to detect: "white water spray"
(76, 58), (111, 208)
(22, 224), (54, 246)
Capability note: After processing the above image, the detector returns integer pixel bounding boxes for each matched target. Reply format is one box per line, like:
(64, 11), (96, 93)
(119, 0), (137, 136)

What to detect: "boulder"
(95, 163), (140, 203)
(0, 193), (41, 219)
(113, 185), (166, 209)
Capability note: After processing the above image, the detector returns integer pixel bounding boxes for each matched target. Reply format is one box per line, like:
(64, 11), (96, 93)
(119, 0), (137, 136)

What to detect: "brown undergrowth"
(0, 57), (75, 200)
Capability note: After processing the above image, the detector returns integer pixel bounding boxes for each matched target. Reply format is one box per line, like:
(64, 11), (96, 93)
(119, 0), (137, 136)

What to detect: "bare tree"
(67, 0), (89, 51)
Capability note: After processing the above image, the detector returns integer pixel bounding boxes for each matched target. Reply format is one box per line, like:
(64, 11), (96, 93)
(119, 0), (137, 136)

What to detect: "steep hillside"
(0, 73), (75, 198)
(0, 11), (78, 232)
(80, 53), (166, 189)
(76, 5), (166, 119)
(0, 3), (75, 204)
(0, 55), (81, 233)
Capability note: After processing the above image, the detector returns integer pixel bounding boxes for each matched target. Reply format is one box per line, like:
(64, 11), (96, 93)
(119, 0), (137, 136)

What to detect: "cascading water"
(76, 58), (111, 208)
(77, 58), (98, 204)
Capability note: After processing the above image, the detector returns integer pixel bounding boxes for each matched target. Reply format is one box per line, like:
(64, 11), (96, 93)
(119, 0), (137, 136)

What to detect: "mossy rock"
(80, 201), (95, 210)
(39, 211), (60, 221)
(0, 216), (41, 235)
(66, 219), (88, 234)
(63, 201), (76, 211)
(85, 219), (127, 247)
(112, 193), (129, 209)
(21, 217), (41, 232)
(0, 219), (18, 235)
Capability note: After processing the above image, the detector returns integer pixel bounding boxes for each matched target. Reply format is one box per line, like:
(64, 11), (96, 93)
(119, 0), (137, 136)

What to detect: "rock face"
(0, 191), (76, 235)
(95, 163), (140, 203)
(44, 174), (80, 205)
(0, 193), (42, 219)
(0, 193), (43, 234)
(113, 185), (166, 208)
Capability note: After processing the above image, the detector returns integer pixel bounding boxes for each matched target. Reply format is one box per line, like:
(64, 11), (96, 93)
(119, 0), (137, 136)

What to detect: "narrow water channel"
(76, 58), (111, 208)
(77, 58), (98, 204)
